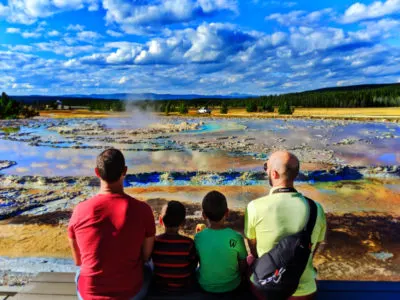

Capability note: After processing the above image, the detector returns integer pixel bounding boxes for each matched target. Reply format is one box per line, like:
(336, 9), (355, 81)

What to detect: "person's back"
(246, 190), (326, 296)
(68, 149), (155, 300)
(245, 151), (326, 299)
(69, 193), (154, 298)
(151, 201), (198, 295)
(195, 191), (247, 294)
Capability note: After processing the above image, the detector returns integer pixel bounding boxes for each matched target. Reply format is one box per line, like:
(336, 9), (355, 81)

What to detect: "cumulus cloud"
(6, 27), (20, 33)
(67, 24), (85, 31)
(77, 30), (102, 41)
(342, 0), (400, 23)
(103, 0), (238, 34)
(48, 30), (61, 37)
(0, 0), (99, 24)
(6, 22), (46, 39)
(106, 29), (124, 37)
(101, 23), (255, 65)
(266, 8), (335, 26)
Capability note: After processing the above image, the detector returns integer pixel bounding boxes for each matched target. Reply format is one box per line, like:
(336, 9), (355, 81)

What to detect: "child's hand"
(196, 223), (207, 233)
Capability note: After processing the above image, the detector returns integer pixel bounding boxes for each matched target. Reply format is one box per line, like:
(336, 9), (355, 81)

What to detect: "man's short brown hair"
(96, 148), (126, 183)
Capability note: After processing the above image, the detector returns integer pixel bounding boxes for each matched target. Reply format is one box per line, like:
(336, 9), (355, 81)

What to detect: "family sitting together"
(68, 149), (326, 300)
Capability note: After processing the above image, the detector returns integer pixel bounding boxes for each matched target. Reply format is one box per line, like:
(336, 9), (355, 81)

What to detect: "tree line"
(2, 83), (400, 118)
(0, 92), (38, 119)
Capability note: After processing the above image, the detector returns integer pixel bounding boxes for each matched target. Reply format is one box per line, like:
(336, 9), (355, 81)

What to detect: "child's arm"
(189, 242), (199, 271)
(236, 235), (249, 275)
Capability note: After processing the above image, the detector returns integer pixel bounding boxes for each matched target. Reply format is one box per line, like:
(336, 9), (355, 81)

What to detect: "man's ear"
(122, 166), (128, 177)
(271, 169), (279, 180)
(159, 216), (164, 227)
(202, 211), (208, 220)
(94, 168), (101, 179)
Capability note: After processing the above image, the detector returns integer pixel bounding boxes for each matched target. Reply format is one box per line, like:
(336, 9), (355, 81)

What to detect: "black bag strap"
(303, 197), (318, 236)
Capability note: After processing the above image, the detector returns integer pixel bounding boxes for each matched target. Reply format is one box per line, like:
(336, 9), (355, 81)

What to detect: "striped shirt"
(152, 233), (198, 294)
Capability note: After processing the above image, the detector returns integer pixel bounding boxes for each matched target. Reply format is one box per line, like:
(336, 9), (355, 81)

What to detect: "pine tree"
(278, 101), (293, 115)
(220, 101), (228, 114)
(178, 102), (188, 114)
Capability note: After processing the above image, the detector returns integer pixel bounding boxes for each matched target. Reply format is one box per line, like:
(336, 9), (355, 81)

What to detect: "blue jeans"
(76, 263), (153, 300)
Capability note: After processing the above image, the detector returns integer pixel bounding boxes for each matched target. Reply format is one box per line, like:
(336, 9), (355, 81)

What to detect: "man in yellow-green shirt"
(245, 151), (326, 299)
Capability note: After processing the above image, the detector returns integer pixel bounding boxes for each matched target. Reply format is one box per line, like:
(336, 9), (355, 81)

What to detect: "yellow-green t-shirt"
(194, 228), (248, 293)
(245, 189), (326, 296)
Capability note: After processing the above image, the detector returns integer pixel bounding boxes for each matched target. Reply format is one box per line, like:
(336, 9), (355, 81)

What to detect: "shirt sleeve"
(235, 233), (248, 260)
(67, 206), (78, 239)
(244, 201), (256, 240)
(143, 203), (156, 238)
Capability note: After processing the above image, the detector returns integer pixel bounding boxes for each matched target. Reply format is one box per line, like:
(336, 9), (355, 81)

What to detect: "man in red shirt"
(68, 148), (156, 300)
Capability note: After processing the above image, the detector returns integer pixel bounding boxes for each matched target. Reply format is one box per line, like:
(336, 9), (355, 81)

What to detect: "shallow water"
(0, 117), (399, 176)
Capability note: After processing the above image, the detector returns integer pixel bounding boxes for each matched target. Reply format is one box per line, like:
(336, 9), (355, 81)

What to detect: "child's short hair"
(202, 191), (228, 222)
(162, 201), (186, 228)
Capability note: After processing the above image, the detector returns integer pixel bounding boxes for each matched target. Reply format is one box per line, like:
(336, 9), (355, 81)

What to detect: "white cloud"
(119, 76), (128, 84)
(342, 0), (400, 23)
(22, 31), (41, 38)
(48, 30), (60, 37)
(0, 0), (99, 24)
(35, 41), (96, 57)
(67, 24), (85, 31)
(103, 0), (238, 34)
(12, 83), (34, 89)
(6, 27), (20, 33)
(77, 30), (102, 41)
(267, 8), (334, 26)
(349, 18), (400, 41)
(3, 44), (33, 52)
(106, 30), (124, 37)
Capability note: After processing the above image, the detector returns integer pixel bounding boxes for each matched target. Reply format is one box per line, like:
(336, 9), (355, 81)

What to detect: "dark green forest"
(0, 92), (38, 119)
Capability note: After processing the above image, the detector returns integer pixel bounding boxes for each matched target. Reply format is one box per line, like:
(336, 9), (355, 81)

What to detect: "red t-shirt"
(68, 193), (156, 300)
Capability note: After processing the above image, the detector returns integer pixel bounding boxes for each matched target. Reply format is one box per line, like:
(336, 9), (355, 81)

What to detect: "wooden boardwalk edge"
(3, 272), (400, 299)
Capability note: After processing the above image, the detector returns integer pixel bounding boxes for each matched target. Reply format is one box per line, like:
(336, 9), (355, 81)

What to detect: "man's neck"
(270, 182), (295, 194)
(99, 181), (124, 195)
(165, 227), (180, 235)
(272, 182), (294, 189)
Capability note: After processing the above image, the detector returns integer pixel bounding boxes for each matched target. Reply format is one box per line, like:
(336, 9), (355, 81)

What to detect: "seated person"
(195, 191), (248, 296)
(151, 201), (198, 295)
(68, 148), (155, 300)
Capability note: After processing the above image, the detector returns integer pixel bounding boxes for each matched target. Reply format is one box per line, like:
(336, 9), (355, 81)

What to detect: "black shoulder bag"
(252, 188), (318, 300)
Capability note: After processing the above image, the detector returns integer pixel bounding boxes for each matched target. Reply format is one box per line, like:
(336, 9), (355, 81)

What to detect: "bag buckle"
(258, 267), (286, 286)
(273, 267), (286, 284)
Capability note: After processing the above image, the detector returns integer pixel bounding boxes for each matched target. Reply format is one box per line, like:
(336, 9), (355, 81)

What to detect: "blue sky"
(0, 0), (400, 96)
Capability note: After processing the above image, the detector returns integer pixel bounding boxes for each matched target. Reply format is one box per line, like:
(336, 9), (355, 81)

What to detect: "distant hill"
(11, 92), (254, 104)
(306, 83), (400, 93)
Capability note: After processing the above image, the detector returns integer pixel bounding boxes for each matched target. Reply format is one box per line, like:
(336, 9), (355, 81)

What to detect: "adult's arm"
(142, 236), (155, 262)
(247, 238), (258, 258)
(68, 238), (82, 266)
(142, 202), (156, 262)
(244, 202), (258, 258)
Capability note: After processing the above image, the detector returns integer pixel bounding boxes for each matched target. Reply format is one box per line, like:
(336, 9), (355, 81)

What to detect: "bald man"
(245, 151), (326, 300)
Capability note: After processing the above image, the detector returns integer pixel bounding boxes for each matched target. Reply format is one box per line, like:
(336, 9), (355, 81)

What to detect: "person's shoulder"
(194, 228), (209, 242)
(126, 194), (152, 210)
(225, 228), (244, 239)
(73, 194), (101, 211)
(247, 194), (271, 212)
